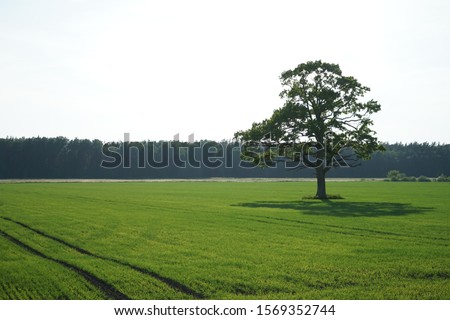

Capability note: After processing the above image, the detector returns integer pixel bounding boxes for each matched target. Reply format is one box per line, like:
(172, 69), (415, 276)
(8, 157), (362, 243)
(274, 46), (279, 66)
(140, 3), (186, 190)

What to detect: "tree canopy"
(235, 60), (384, 198)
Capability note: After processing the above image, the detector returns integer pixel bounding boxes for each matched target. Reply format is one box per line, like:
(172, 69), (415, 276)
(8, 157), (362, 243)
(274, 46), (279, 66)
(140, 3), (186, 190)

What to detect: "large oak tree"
(235, 61), (383, 199)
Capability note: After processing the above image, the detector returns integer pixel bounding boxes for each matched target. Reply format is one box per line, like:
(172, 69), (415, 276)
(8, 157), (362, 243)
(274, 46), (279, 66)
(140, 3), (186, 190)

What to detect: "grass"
(302, 194), (344, 200)
(0, 181), (448, 299)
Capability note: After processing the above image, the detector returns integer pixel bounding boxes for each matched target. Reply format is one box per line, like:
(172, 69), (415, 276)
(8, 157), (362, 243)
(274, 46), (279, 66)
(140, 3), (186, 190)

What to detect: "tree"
(387, 170), (404, 181)
(235, 60), (384, 199)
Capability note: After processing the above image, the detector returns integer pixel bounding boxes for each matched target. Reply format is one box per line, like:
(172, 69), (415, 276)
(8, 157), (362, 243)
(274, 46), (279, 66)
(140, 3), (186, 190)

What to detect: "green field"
(0, 181), (448, 299)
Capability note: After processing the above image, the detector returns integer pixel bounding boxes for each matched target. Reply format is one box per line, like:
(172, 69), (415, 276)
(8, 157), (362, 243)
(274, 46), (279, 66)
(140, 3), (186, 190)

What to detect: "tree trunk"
(315, 166), (327, 199)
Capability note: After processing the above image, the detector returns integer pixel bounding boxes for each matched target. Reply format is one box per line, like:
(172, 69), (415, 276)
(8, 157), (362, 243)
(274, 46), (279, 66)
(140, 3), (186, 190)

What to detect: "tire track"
(237, 215), (448, 245)
(0, 216), (204, 298)
(0, 229), (129, 300)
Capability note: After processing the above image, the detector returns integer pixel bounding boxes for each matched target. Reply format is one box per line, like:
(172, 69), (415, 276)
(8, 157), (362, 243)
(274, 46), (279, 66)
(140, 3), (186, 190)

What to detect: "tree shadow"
(233, 200), (434, 217)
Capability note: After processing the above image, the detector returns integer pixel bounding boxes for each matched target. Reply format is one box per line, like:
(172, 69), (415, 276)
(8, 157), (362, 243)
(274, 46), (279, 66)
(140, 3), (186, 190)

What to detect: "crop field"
(0, 181), (448, 299)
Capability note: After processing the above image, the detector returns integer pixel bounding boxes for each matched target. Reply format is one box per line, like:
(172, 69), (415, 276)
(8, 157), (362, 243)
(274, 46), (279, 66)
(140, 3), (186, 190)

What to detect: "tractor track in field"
(0, 216), (204, 299)
(0, 229), (129, 300)
(237, 215), (449, 245)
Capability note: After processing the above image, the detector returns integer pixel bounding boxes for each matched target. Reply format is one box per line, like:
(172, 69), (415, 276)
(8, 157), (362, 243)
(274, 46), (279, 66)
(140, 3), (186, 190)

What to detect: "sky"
(0, 0), (449, 143)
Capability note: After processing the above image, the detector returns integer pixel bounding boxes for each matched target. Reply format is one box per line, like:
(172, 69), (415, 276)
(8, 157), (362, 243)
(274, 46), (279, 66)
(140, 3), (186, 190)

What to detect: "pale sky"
(0, 0), (449, 143)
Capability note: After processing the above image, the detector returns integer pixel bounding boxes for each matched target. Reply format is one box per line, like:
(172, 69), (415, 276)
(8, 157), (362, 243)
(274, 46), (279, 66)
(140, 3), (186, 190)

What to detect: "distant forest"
(0, 137), (449, 179)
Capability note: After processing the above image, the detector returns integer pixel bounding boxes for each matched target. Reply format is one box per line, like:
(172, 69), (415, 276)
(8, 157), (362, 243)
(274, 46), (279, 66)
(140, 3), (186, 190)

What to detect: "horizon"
(1, 134), (450, 146)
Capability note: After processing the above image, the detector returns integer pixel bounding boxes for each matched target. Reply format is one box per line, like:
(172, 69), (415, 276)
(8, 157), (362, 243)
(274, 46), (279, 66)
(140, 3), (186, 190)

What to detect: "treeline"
(0, 137), (449, 179)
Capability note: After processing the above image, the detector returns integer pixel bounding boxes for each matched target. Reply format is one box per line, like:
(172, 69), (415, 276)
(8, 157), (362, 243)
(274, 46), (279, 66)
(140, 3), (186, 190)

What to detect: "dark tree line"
(0, 137), (449, 179)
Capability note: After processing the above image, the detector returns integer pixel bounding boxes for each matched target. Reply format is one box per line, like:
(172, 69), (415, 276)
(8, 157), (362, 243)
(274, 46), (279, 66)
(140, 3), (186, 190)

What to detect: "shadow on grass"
(233, 200), (434, 217)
